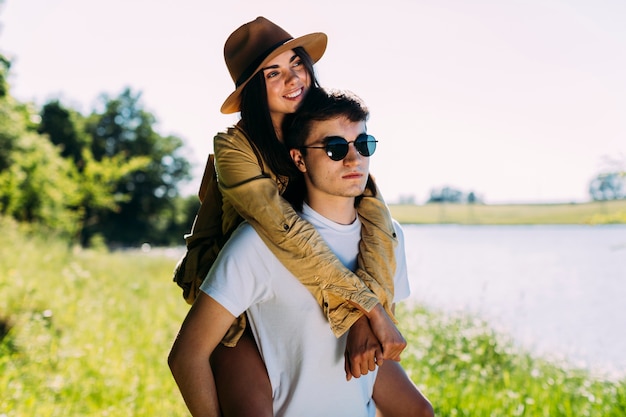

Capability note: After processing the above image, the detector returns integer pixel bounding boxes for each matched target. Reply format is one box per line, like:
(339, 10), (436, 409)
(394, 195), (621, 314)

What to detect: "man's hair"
(282, 88), (375, 210)
(282, 88), (370, 153)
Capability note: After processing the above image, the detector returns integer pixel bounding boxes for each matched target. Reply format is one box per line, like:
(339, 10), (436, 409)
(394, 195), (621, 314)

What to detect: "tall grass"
(396, 304), (626, 416)
(0, 217), (190, 416)
(389, 200), (626, 225)
(1, 216), (625, 416)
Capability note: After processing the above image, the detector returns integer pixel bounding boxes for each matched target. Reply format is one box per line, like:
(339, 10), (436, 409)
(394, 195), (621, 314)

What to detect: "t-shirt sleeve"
(200, 223), (273, 317)
(392, 220), (411, 303)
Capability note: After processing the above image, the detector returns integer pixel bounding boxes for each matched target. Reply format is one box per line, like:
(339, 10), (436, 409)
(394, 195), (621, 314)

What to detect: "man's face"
(291, 116), (370, 203)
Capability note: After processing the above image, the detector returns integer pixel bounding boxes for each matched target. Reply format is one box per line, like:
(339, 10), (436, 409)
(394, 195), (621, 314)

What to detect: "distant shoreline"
(389, 200), (626, 225)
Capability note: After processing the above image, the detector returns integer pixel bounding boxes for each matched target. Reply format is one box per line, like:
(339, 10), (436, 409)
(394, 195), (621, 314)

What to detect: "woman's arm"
(356, 178), (398, 317)
(373, 360), (434, 417)
(214, 127), (400, 345)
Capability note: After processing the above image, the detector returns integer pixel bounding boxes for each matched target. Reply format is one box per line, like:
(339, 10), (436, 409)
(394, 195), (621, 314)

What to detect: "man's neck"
(304, 195), (357, 225)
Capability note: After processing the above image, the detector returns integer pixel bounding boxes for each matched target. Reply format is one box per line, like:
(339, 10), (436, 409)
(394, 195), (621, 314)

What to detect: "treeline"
(0, 54), (199, 247)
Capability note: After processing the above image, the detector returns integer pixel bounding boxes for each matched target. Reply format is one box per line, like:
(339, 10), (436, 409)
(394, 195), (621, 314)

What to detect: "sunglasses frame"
(299, 133), (378, 161)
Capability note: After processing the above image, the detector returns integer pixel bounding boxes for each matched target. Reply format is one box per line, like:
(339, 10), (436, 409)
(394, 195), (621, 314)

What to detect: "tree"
(152, 194), (200, 246)
(1, 53), (192, 245)
(427, 186), (482, 204)
(589, 172), (625, 201)
(1, 52), (78, 234)
(83, 88), (191, 245)
(36, 99), (156, 245)
(38, 101), (88, 167)
(0, 53), (9, 99)
(589, 155), (626, 201)
(0, 87), (80, 235)
(0, 54), (14, 171)
(428, 186), (464, 203)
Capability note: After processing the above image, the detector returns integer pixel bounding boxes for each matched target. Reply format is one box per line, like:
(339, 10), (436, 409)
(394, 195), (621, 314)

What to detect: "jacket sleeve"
(214, 128), (395, 336)
(355, 177), (398, 320)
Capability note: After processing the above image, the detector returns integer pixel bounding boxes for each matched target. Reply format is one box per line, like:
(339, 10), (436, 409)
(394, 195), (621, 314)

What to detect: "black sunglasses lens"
(355, 134), (377, 157)
(325, 138), (349, 161)
(323, 135), (377, 160)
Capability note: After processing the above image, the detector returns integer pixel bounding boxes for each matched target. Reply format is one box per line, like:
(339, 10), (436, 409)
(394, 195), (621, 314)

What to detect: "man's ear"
(289, 149), (307, 173)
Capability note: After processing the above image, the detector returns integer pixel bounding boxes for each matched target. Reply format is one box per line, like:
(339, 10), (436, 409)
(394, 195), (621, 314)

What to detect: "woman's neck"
(271, 113), (284, 142)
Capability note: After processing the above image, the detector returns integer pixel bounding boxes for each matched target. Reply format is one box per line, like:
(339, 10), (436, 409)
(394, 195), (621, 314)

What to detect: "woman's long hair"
(238, 47), (321, 180)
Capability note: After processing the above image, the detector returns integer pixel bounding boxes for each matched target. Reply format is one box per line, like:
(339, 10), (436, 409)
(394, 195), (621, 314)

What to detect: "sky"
(1, 0), (625, 204)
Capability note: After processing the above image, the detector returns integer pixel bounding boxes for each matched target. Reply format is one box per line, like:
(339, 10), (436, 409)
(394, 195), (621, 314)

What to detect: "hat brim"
(220, 32), (327, 114)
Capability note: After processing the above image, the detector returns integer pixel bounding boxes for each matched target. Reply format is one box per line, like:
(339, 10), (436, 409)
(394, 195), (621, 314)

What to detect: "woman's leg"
(373, 361), (434, 417)
(210, 326), (273, 417)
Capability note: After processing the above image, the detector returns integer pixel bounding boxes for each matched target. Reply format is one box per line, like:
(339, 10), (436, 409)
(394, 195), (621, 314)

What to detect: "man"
(168, 89), (433, 416)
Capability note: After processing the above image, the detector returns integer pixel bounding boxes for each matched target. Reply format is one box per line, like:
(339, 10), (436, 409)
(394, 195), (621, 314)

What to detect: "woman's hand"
(344, 315), (382, 381)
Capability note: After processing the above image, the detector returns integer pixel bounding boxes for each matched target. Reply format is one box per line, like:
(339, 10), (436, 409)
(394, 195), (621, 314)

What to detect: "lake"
(401, 224), (626, 380)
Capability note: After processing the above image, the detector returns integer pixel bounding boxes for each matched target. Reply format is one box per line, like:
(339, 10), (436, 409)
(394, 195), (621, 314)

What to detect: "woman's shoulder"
(214, 124), (252, 149)
(215, 124), (247, 140)
(213, 125), (267, 172)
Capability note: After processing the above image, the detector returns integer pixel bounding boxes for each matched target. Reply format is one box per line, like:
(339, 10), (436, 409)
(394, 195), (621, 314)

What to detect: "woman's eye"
(266, 70), (279, 79)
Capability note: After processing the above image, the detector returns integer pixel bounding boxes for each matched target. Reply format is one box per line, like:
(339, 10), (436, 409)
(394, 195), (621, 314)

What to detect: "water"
(402, 224), (626, 379)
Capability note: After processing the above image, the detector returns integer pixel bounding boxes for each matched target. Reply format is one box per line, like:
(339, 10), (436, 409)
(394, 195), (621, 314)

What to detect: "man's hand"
(365, 303), (406, 361)
(344, 315), (383, 381)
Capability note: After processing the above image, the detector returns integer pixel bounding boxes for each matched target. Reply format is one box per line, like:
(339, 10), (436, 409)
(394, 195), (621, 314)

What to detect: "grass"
(0, 217), (190, 416)
(1, 215), (625, 416)
(396, 303), (626, 416)
(389, 200), (626, 225)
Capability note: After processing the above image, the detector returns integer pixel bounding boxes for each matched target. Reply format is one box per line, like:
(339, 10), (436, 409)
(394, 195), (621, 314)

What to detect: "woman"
(174, 17), (432, 416)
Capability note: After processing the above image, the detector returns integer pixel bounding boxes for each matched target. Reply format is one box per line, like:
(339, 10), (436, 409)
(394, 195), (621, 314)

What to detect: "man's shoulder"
(392, 218), (405, 240)
(220, 222), (278, 265)
(227, 221), (263, 246)
(209, 222), (274, 281)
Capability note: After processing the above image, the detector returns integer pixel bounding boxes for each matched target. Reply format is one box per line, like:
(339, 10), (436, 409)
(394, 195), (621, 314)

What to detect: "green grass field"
(389, 200), (626, 225)
(1, 216), (625, 416)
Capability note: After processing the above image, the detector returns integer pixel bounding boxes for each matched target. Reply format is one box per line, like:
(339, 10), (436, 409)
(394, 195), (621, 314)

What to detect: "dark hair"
(282, 88), (370, 152)
(281, 88), (376, 210)
(238, 47), (321, 180)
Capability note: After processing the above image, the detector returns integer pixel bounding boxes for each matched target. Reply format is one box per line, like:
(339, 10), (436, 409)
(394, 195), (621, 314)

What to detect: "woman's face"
(262, 49), (311, 128)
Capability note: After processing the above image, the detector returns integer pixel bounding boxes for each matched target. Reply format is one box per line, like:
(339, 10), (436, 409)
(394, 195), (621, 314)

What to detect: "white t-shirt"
(201, 203), (410, 417)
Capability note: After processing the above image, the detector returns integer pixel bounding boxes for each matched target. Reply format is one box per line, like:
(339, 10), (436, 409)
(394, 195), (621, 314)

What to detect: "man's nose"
(343, 142), (362, 164)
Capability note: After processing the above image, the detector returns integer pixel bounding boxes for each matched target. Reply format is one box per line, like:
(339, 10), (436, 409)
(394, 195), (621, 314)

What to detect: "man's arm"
(168, 292), (236, 417)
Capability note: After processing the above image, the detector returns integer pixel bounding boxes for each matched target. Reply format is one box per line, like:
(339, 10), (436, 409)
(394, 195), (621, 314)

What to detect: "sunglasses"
(300, 134), (378, 161)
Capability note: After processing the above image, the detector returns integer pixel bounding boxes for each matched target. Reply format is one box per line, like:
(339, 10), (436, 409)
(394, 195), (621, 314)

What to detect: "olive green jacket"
(178, 124), (397, 345)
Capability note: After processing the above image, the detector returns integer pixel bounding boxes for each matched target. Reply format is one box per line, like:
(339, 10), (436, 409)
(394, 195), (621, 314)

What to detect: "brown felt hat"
(220, 17), (327, 114)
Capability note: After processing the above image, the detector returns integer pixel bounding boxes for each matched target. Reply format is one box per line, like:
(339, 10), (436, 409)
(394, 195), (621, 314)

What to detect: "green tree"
(589, 155), (626, 201)
(83, 88), (191, 245)
(72, 149), (151, 246)
(0, 54), (14, 171)
(0, 53), (9, 99)
(2, 49), (192, 245)
(157, 193), (201, 246)
(1, 53), (78, 233)
(38, 100), (88, 167)
(589, 172), (626, 201)
(36, 98), (156, 245)
(0, 90), (80, 235)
